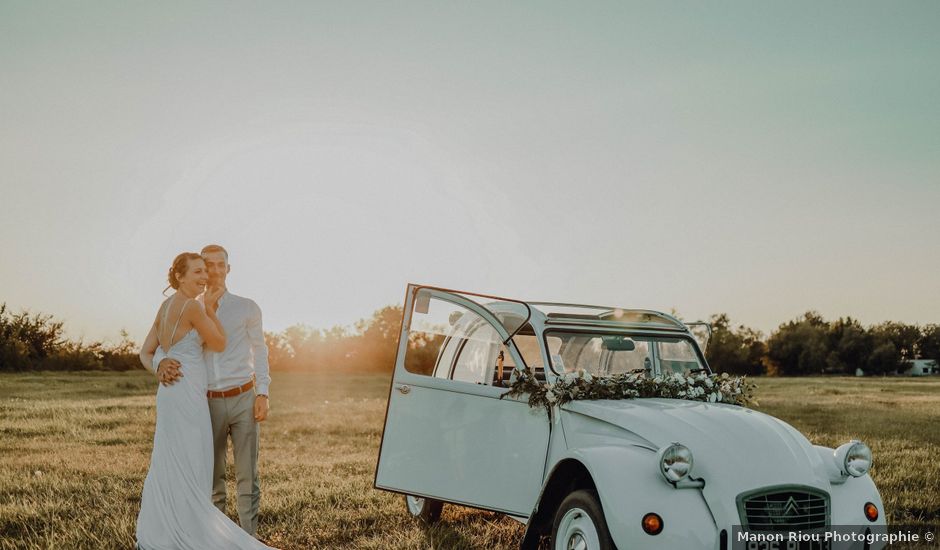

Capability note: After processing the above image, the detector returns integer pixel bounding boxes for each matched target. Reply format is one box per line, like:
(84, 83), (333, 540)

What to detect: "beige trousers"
(208, 390), (260, 536)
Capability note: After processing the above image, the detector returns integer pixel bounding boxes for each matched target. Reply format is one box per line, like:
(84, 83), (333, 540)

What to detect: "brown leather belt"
(207, 379), (254, 399)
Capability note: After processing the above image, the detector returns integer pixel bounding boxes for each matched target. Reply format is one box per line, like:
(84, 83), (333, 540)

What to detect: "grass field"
(1, 372), (938, 549)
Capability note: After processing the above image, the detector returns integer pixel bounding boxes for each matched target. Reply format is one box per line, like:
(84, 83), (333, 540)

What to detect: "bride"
(137, 252), (275, 550)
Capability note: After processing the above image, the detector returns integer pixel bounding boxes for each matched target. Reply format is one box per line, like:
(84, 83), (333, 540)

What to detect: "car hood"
(562, 398), (832, 527)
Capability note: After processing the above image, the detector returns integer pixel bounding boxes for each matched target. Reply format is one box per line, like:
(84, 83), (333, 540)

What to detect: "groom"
(153, 244), (271, 537)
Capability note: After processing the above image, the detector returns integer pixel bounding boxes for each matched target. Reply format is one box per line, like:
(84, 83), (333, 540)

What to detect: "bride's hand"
(204, 285), (225, 311)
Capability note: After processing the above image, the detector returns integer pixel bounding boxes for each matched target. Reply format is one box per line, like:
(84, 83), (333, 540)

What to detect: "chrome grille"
(739, 488), (829, 532)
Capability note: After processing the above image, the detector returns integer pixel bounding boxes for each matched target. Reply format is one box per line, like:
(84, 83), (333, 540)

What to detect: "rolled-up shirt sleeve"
(248, 300), (271, 396)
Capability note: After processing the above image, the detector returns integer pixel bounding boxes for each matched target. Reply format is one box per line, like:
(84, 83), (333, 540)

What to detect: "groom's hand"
(157, 358), (182, 386)
(254, 395), (269, 422)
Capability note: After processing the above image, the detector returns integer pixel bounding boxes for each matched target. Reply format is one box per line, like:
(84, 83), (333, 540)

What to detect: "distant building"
(899, 359), (940, 376)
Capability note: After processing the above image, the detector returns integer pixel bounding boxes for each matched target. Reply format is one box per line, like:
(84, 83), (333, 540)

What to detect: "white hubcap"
(406, 495), (425, 516)
(556, 507), (600, 550)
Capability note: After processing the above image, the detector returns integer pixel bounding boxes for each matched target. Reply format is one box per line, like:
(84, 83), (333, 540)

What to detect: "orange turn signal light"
(864, 502), (879, 522)
(642, 512), (664, 535)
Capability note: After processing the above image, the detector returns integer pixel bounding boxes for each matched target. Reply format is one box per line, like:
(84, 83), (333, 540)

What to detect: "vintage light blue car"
(374, 285), (886, 550)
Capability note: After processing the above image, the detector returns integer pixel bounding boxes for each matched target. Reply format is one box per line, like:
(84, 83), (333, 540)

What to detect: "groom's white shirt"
(151, 291), (271, 396)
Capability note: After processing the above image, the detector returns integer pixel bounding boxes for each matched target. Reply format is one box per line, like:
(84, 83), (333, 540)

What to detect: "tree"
(264, 331), (292, 370)
(866, 338), (900, 375)
(765, 312), (829, 376)
(704, 314), (765, 375)
(917, 324), (940, 361)
(825, 317), (872, 374)
(355, 306), (404, 372)
(98, 329), (139, 371)
(870, 321), (921, 361)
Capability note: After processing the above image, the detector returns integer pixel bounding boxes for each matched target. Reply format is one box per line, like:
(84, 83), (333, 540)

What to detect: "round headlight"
(658, 443), (694, 483)
(835, 440), (872, 477)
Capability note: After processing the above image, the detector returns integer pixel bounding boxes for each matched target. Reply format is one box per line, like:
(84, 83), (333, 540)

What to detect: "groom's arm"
(140, 321), (160, 374)
(141, 306), (181, 384)
(151, 347), (166, 374)
(151, 348), (182, 385)
(248, 300), (271, 420)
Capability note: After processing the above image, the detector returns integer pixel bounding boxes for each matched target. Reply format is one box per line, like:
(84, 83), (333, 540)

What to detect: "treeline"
(263, 306), (402, 373)
(707, 312), (940, 376)
(0, 302), (405, 373)
(0, 303), (138, 371)
(267, 308), (940, 376)
(2, 302), (938, 376)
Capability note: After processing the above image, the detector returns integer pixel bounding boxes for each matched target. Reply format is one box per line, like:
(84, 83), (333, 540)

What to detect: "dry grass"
(748, 376), (940, 527)
(0, 372), (937, 549)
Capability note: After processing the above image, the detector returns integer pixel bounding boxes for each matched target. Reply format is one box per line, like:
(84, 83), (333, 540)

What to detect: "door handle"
(396, 384), (411, 395)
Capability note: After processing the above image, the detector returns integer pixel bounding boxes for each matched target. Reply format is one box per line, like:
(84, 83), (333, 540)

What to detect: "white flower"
(546, 393), (557, 403)
(709, 392), (719, 403)
(704, 378), (714, 388)
(673, 373), (686, 384)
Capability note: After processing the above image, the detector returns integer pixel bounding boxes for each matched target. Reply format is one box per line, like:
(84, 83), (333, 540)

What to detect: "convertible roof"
(528, 302), (687, 330)
(411, 285), (690, 335)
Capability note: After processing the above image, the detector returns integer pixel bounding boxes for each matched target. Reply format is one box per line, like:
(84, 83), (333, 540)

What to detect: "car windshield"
(545, 331), (708, 377)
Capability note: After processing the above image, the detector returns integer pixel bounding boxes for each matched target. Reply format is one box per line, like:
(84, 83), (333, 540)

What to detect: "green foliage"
(766, 312), (830, 375)
(503, 368), (757, 410)
(869, 321), (921, 361)
(0, 304), (138, 372)
(705, 314), (766, 375)
(0, 303), (65, 369)
(96, 330), (141, 371)
(919, 324), (940, 362)
(824, 317), (870, 374)
(4, 300), (938, 376)
(762, 313), (936, 376)
(266, 306), (406, 372)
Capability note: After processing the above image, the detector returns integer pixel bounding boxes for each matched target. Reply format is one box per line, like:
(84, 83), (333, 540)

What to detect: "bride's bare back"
(157, 296), (196, 353)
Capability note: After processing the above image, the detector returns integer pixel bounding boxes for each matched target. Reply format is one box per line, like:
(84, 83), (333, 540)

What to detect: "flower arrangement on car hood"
(502, 368), (757, 410)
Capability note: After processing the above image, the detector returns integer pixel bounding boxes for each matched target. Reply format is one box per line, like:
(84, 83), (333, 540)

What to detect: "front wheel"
(551, 490), (615, 550)
(404, 494), (443, 523)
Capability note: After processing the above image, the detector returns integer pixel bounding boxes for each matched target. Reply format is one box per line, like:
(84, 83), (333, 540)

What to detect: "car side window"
(403, 292), (502, 385)
(451, 322), (501, 384)
(657, 339), (699, 374)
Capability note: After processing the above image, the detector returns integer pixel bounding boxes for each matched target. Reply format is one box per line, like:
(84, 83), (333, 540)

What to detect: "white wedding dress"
(136, 304), (273, 550)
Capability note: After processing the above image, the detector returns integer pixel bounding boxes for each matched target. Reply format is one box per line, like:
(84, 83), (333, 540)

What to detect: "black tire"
(404, 494), (443, 523)
(551, 490), (615, 550)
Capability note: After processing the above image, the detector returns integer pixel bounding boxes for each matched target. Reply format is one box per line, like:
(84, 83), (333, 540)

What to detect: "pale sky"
(1, 2), (938, 344)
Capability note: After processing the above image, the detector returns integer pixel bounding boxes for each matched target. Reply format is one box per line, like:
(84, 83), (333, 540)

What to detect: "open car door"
(374, 285), (551, 518)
